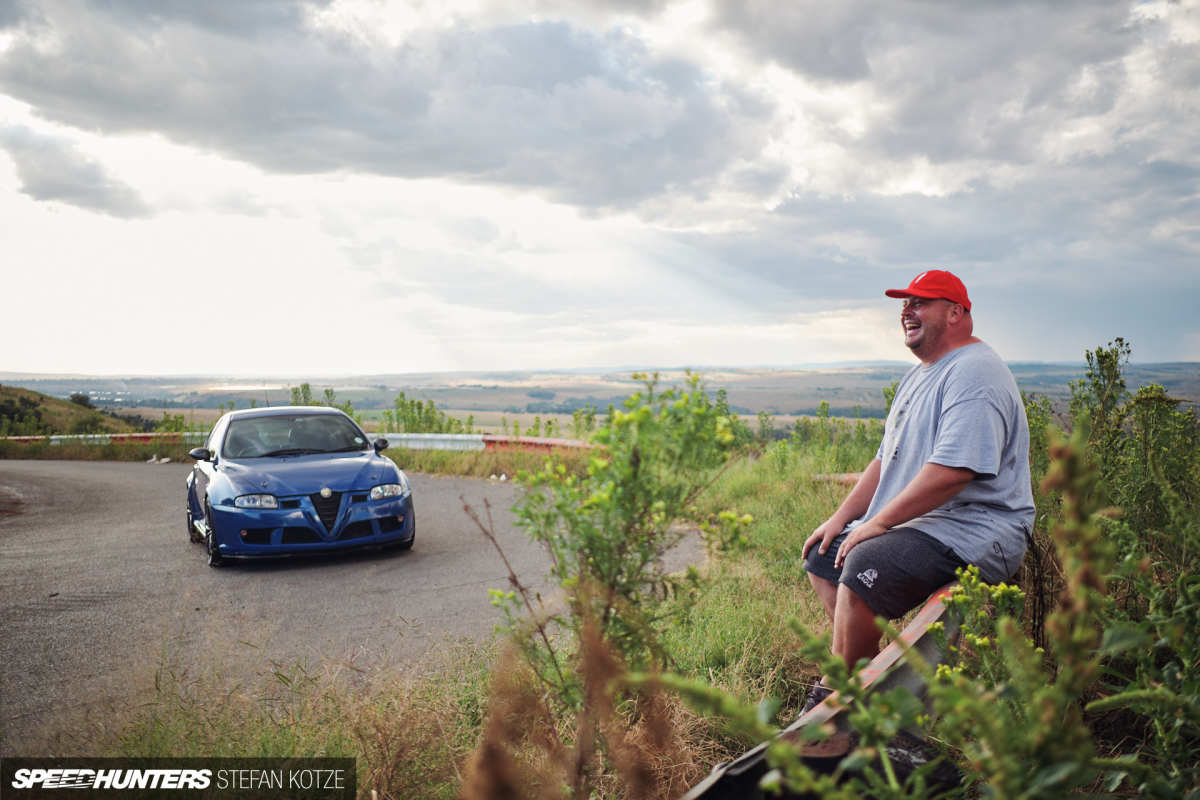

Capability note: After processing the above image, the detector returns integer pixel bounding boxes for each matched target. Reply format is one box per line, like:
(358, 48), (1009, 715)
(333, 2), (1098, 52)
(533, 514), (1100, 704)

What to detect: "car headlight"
(234, 493), (278, 509)
(370, 483), (404, 501)
(372, 471), (410, 499)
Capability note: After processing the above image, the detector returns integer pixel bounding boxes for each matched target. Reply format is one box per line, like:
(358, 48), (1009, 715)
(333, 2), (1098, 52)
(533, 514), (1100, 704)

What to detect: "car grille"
(340, 521), (374, 540)
(282, 527), (322, 544)
(310, 491), (342, 531)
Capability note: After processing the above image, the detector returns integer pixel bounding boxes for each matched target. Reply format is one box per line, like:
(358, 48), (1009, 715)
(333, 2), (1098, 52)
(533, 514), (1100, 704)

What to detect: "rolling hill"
(0, 385), (139, 436)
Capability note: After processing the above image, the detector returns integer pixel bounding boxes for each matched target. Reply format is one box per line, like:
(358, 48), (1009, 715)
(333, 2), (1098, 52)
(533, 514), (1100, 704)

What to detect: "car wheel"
(186, 502), (203, 543)
(204, 500), (224, 568)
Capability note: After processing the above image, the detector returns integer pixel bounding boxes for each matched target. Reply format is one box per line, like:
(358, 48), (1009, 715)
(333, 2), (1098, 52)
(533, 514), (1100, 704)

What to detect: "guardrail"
(2, 431), (591, 453)
(374, 433), (591, 452)
(374, 433), (486, 451)
(2, 432), (209, 446)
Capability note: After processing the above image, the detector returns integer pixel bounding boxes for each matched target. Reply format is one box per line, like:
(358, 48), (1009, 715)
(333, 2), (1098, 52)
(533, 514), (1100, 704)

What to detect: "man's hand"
(803, 517), (845, 559)
(833, 518), (888, 569)
(801, 458), (882, 562)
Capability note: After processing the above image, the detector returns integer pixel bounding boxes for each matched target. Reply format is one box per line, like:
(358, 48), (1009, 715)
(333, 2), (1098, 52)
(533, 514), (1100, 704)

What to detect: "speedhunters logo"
(11, 768), (211, 790)
(1, 758), (354, 798)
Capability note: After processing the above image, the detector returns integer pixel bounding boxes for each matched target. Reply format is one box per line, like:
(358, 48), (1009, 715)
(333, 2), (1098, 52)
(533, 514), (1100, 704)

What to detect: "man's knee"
(836, 581), (875, 619)
(809, 571), (838, 617)
(808, 570), (835, 590)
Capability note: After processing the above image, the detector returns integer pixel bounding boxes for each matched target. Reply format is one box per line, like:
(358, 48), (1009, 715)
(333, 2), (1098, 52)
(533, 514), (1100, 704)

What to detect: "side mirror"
(373, 438), (389, 453)
(188, 447), (213, 461)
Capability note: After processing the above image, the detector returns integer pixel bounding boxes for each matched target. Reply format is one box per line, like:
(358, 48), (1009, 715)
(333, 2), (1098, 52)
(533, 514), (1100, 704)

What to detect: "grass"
(0, 440), (195, 462)
(664, 443), (867, 720)
(98, 641), (496, 800)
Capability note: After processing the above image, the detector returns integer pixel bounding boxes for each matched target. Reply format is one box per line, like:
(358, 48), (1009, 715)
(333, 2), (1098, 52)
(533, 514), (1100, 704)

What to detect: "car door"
(192, 416), (227, 515)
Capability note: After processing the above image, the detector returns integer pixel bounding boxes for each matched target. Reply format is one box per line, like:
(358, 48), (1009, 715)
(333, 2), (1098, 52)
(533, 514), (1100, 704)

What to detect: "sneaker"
(801, 683), (833, 714)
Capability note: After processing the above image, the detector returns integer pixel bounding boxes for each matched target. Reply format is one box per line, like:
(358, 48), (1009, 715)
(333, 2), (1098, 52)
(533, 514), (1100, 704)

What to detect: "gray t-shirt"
(845, 341), (1034, 583)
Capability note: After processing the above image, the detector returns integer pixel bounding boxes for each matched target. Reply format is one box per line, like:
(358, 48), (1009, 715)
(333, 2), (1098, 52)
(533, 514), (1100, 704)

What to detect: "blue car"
(185, 406), (415, 566)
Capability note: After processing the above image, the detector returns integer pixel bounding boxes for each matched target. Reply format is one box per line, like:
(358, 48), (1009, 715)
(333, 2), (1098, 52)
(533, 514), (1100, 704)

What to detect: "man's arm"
(832, 462), (974, 568)
(803, 458), (882, 558)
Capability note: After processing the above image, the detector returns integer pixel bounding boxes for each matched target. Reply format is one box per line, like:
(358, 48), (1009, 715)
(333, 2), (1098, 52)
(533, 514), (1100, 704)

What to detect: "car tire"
(186, 502), (204, 543)
(204, 500), (224, 568)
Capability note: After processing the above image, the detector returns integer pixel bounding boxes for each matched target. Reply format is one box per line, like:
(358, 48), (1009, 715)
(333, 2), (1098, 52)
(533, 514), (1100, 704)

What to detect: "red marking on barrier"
(482, 435), (592, 453)
(4, 436), (48, 445)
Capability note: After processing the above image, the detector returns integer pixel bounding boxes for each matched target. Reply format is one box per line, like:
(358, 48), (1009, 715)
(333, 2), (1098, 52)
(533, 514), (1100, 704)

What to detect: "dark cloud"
(0, 126), (150, 217)
(533, 0), (674, 13)
(88, 0), (329, 34)
(0, 4), (771, 209)
(0, 0), (33, 28)
(710, 2), (875, 81)
(712, 0), (1149, 163)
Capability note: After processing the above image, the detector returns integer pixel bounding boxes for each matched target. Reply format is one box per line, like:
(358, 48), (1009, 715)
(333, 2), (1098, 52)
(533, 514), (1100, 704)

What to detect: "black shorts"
(803, 527), (966, 620)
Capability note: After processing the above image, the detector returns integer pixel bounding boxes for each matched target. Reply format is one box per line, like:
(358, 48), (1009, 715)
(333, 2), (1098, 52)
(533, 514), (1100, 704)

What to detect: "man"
(800, 269), (1034, 709)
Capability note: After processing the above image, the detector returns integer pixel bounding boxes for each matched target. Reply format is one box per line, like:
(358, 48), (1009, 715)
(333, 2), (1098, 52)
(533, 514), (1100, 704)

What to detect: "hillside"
(0, 385), (138, 436)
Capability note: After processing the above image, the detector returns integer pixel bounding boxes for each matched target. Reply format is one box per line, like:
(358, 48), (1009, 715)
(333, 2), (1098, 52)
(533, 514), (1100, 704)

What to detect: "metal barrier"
(4, 432), (207, 446)
(375, 433), (592, 453)
(5, 431), (589, 453)
(375, 433), (486, 452)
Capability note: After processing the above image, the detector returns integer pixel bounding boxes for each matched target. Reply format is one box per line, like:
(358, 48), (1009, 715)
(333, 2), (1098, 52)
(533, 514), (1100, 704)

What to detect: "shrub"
(463, 373), (749, 796)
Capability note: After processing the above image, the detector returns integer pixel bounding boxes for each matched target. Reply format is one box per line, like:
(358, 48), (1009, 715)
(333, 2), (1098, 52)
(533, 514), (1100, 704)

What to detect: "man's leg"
(830, 582), (883, 667)
(802, 536), (847, 710)
(808, 571), (839, 623)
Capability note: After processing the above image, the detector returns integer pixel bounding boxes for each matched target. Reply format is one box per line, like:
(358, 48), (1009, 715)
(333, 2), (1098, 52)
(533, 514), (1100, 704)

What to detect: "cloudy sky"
(1, 0), (1197, 376)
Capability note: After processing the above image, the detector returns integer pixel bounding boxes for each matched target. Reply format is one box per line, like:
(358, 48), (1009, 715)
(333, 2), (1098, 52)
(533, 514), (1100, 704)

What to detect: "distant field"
(117, 406), (224, 427)
(5, 363), (1199, 431)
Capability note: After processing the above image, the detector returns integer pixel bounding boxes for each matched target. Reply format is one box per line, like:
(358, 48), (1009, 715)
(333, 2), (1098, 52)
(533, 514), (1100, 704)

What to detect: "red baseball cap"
(885, 269), (971, 311)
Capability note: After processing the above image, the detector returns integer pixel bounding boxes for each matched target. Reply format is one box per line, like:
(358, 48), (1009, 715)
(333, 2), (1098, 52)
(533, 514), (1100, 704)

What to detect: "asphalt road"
(0, 459), (579, 755)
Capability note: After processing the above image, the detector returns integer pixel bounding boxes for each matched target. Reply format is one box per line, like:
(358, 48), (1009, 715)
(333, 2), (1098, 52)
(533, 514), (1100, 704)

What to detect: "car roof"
(224, 406), (350, 421)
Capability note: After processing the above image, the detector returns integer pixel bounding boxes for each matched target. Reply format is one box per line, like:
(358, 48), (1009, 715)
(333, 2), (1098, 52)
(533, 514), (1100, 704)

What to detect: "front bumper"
(208, 491), (414, 557)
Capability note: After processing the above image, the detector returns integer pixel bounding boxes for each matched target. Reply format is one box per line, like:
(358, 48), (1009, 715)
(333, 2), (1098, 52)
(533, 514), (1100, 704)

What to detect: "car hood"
(220, 452), (397, 497)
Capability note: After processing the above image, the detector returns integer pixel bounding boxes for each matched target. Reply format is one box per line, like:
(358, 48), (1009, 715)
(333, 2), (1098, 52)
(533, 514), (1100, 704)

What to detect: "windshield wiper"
(260, 448), (321, 457)
(326, 445), (369, 452)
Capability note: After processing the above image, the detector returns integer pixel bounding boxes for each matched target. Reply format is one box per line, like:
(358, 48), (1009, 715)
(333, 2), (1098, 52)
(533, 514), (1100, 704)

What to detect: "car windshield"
(223, 414), (369, 458)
